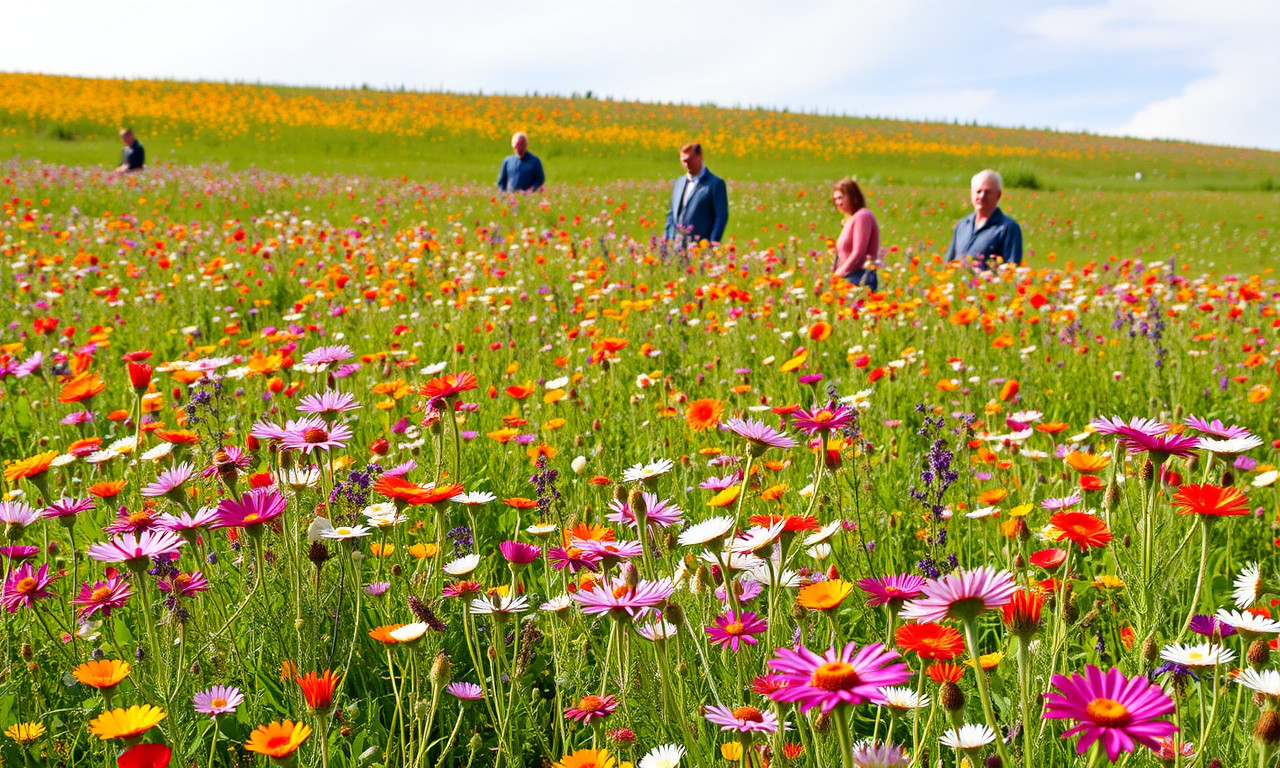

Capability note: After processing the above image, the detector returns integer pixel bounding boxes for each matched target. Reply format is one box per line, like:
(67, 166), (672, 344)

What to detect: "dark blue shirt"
(944, 207), (1022, 268)
(496, 152), (544, 192)
(122, 141), (145, 170)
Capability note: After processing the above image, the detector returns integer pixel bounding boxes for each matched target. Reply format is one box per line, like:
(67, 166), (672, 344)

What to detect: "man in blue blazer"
(665, 143), (728, 246)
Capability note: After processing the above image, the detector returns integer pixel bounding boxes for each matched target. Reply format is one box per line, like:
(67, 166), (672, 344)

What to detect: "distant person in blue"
(944, 169), (1023, 269)
(496, 132), (544, 192)
(114, 128), (145, 174)
(665, 142), (728, 246)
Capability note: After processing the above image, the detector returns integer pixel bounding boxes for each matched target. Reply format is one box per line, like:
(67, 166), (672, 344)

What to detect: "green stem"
(962, 616), (1012, 768)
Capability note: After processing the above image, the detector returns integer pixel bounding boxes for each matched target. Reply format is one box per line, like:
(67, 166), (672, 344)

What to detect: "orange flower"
(976, 488), (1007, 505)
(73, 659), (131, 689)
(948, 307), (980, 325)
(1172, 484), (1249, 518)
(685, 399), (724, 431)
(296, 670), (340, 711)
(245, 720), (312, 760)
(1001, 588), (1045, 637)
(808, 321), (832, 341)
(419, 483), (465, 505)
(1064, 452), (1109, 474)
(1036, 422), (1069, 434)
(58, 372), (105, 403)
(796, 580), (854, 611)
(504, 383), (535, 400)
(927, 662), (965, 683)
(707, 486), (741, 508)
(419, 372), (478, 401)
(564, 523), (615, 547)
(369, 624), (406, 644)
(998, 379), (1020, 401)
(895, 622), (965, 660)
(4, 450), (58, 483)
(88, 480), (127, 498)
(1049, 511), (1113, 550)
(503, 497), (538, 509)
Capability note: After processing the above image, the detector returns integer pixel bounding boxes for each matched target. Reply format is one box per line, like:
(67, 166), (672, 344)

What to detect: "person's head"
(119, 128), (136, 146)
(680, 143), (704, 176)
(511, 132), (528, 157)
(970, 169), (1002, 218)
(831, 179), (866, 215)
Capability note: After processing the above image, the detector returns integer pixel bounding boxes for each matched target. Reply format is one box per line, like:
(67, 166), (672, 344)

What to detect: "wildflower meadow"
(1, 75), (1280, 768)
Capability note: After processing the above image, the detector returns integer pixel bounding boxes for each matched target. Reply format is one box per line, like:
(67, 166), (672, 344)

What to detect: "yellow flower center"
(128, 511), (152, 526)
(304, 428), (329, 444)
(91, 586), (114, 601)
(811, 411), (835, 423)
(243, 513), (261, 524)
(211, 698), (227, 708)
(732, 706), (764, 722)
(15, 577), (37, 595)
(175, 574), (192, 588)
(810, 660), (861, 692)
(1085, 697), (1132, 727)
(722, 622), (745, 636)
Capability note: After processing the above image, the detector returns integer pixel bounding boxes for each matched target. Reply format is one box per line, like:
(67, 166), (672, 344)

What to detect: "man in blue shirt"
(115, 128), (145, 173)
(944, 169), (1023, 269)
(496, 132), (544, 192)
(664, 142), (729, 246)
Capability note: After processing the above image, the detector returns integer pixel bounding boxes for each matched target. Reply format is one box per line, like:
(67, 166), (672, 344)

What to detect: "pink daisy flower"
(1120, 431), (1200, 460)
(201, 446), (253, 478)
(791, 401), (856, 436)
(564, 694), (617, 725)
(158, 571), (211, 598)
(1043, 665), (1177, 762)
(724, 417), (799, 453)
(281, 416), (354, 454)
(704, 704), (779, 734)
(297, 390), (361, 416)
(2, 562), (60, 612)
(0, 545), (39, 561)
(572, 576), (673, 619)
(607, 492), (684, 530)
(1090, 416), (1167, 438)
(141, 462), (196, 499)
(302, 344), (354, 367)
(104, 505), (162, 535)
(858, 574), (927, 608)
(705, 610), (767, 651)
(87, 530), (185, 569)
(1184, 416), (1252, 440)
(0, 501), (39, 530)
(214, 488), (287, 530)
(157, 506), (220, 534)
(899, 566), (1018, 623)
(71, 572), (133, 619)
(499, 541), (541, 566)
(43, 496), (95, 521)
(447, 682), (484, 700)
(574, 538), (644, 564)
(193, 685), (244, 716)
(547, 547), (601, 573)
(765, 642), (911, 713)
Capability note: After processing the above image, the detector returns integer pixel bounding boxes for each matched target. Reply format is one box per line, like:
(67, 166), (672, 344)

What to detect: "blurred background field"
(2, 72), (1277, 272)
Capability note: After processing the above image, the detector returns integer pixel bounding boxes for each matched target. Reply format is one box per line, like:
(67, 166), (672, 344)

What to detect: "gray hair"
(511, 131), (528, 144)
(971, 169), (1002, 190)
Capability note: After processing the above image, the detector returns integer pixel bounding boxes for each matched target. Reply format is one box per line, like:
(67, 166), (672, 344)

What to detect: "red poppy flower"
(296, 670), (340, 711)
(1172, 484), (1249, 518)
(118, 743), (172, 768)
(894, 622), (965, 660)
(419, 372), (478, 401)
(1030, 548), (1068, 570)
(1048, 511), (1113, 551)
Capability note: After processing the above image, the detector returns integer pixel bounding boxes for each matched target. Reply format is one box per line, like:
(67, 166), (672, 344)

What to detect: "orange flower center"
(304, 428), (329, 444)
(722, 622), (745, 636)
(811, 411), (834, 423)
(128, 511), (152, 526)
(210, 698), (227, 708)
(175, 574), (192, 588)
(732, 706), (764, 722)
(90, 586), (114, 601)
(810, 661), (861, 691)
(15, 577), (37, 595)
(1085, 697), (1131, 727)
(266, 735), (290, 749)
(577, 695), (605, 712)
(612, 585), (632, 600)
(243, 513), (261, 524)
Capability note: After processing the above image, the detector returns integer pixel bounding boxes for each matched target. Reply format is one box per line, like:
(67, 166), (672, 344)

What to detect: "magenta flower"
(715, 579), (763, 604)
(705, 610), (767, 651)
(302, 344), (354, 367)
(447, 682), (484, 701)
(607, 492), (684, 530)
(499, 541), (541, 566)
(704, 704), (779, 734)
(215, 488), (287, 530)
(1184, 416), (1252, 440)
(104, 505), (162, 535)
(297, 390), (361, 416)
(157, 506), (220, 533)
(571, 576), (674, 619)
(858, 574), (927, 608)
(1043, 665), (1177, 762)
(724, 417), (799, 453)
(201, 446), (253, 478)
(765, 641), (911, 713)
(72, 572), (133, 619)
(282, 416), (354, 454)
(42, 496), (94, 520)
(899, 566), (1018, 623)
(141, 463), (195, 499)
(547, 547), (600, 573)
(2, 562), (60, 612)
(699, 471), (743, 491)
(158, 571), (210, 598)
(193, 685), (244, 716)
(564, 694), (617, 724)
(1120, 431), (1200, 460)
(1090, 416), (1167, 438)
(1041, 492), (1083, 511)
(0, 545), (39, 561)
(87, 530), (185, 569)
(791, 401), (855, 436)
(574, 539), (644, 564)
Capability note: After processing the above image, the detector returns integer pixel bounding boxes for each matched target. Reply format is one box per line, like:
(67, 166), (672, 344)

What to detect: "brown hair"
(832, 179), (865, 212)
(680, 142), (703, 156)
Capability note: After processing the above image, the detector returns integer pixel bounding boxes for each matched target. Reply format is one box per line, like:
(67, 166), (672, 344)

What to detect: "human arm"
(1004, 221), (1023, 265)
(496, 159), (508, 191)
(709, 177), (729, 243)
(531, 158), (545, 192)
(664, 180), (677, 239)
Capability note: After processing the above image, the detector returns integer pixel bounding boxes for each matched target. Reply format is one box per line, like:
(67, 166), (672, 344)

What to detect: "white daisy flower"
(544, 376), (570, 390)
(419, 361), (448, 376)
(639, 744), (685, 768)
(678, 516), (735, 547)
(388, 623), (429, 642)
(635, 621), (679, 642)
(280, 466), (321, 491)
(1199, 435), (1263, 456)
(940, 724), (996, 750)
(1234, 562), (1266, 609)
(50, 453), (77, 468)
(622, 458), (674, 484)
(526, 522), (558, 537)
(540, 595), (574, 612)
(1215, 608), (1280, 635)
(1236, 668), (1280, 697)
(879, 686), (930, 711)
(724, 520), (787, 554)
(966, 506), (1000, 519)
(744, 564), (800, 589)
(140, 443), (174, 462)
(86, 450), (117, 465)
(1159, 642), (1236, 668)
(807, 543), (832, 560)
(321, 524), (373, 540)
(469, 594), (529, 615)
(1253, 470), (1279, 488)
(307, 516), (333, 542)
(455, 491), (496, 506)
(442, 554), (481, 576)
(699, 550), (764, 572)
(804, 519), (843, 546)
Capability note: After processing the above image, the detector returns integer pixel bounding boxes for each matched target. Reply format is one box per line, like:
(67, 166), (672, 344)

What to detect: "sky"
(4, 0), (1277, 151)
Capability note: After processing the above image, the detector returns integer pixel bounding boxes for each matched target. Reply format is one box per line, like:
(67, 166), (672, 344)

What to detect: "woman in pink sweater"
(831, 179), (880, 290)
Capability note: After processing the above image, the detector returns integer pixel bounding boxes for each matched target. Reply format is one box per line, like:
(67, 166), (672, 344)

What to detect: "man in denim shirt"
(944, 169), (1022, 269)
(496, 132), (545, 192)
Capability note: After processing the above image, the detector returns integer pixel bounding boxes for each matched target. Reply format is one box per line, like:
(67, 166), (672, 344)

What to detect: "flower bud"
(664, 603), (685, 627)
(1256, 711), (1280, 745)
(627, 487), (647, 519)
(430, 653), (452, 688)
(1141, 459), (1155, 485)
(941, 681), (965, 712)
(1248, 638), (1271, 669)
(1142, 637), (1160, 663)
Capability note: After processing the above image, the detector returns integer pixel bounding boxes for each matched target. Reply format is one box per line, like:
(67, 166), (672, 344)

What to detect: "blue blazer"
(665, 169), (728, 243)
